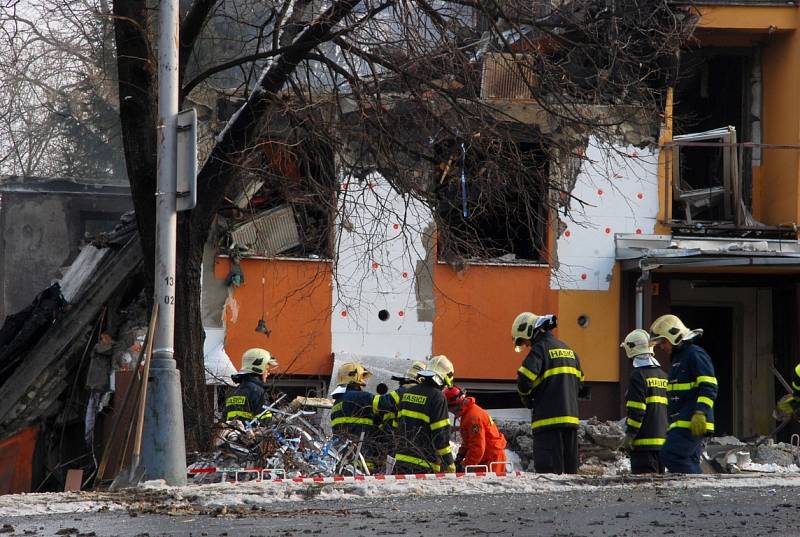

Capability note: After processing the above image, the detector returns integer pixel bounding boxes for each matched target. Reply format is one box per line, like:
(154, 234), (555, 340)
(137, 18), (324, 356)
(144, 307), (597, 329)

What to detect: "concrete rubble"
(705, 436), (800, 473)
(497, 417), (628, 474)
(500, 418), (800, 475)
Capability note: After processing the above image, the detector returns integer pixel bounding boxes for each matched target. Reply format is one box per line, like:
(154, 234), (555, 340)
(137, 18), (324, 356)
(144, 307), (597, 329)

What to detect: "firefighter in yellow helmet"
(620, 329), (668, 474)
(330, 362), (377, 437)
(224, 348), (278, 422)
(650, 314), (717, 474)
(512, 312), (584, 474)
(329, 361), (383, 469)
(393, 356), (456, 474)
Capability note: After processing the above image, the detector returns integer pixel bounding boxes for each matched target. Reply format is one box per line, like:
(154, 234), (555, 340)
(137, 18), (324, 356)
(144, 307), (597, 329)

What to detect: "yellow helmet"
(404, 360), (426, 380)
(239, 348), (278, 375)
(421, 355), (455, 387)
(336, 362), (372, 386)
(620, 329), (654, 359)
(511, 312), (556, 343)
(649, 314), (702, 346)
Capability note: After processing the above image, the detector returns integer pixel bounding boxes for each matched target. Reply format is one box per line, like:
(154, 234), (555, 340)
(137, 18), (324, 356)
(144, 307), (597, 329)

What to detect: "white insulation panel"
(552, 138), (660, 290)
(331, 172), (434, 363)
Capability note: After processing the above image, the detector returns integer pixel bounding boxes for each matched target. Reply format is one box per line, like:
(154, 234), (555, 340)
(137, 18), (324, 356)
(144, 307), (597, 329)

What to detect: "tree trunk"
(112, 0), (157, 282)
(114, 0), (365, 451)
(175, 213), (213, 450)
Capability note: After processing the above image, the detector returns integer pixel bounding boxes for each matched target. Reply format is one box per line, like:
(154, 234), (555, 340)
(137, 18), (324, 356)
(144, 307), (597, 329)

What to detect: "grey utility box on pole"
(176, 109), (197, 212)
(140, 0), (188, 486)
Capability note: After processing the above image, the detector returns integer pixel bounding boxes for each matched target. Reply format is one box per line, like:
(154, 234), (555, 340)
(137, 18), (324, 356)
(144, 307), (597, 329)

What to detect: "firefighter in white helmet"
(512, 312), (584, 474)
(649, 314), (717, 474)
(224, 348), (278, 422)
(393, 356), (456, 474)
(620, 329), (668, 474)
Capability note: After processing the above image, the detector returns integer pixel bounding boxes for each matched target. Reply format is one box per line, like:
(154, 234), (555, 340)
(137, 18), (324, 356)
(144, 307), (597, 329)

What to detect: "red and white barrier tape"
(187, 467), (523, 484)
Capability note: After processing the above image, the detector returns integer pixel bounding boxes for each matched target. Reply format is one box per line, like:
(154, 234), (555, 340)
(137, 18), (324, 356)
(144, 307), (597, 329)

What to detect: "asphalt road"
(2, 483), (798, 537)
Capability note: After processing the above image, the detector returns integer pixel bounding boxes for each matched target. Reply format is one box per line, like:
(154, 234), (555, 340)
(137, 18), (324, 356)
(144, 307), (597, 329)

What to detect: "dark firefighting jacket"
(330, 386), (378, 438)
(394, 382), (454, 472)
(455, 397), (507, 467)
(517, 332), (584, 433)
(373, 384), (412, 430)
(625, 364), (668, 450)
(666, 341), (717, 434)
(224, 374), (269, 422)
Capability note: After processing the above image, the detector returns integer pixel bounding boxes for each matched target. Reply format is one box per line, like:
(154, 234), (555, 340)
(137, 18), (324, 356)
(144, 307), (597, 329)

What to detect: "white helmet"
(239, 348), (277, 375)
(649, 314), (702, 346)
(620, 329), (654, 359)
(511, 312), (556, 344)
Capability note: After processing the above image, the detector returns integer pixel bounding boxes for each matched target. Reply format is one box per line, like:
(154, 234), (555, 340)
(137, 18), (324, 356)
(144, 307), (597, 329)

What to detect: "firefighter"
(374, 360), (426, 430)
(774, 361), (800, 420)
(620, 329), (668, 474)
(512, 311), (584, 474)
(444, 385), (507, 471)
(393, 355), (456, 474)
(650, 314), (717, 474)
(224, 348), (278, 422)
(330, 362), (378, 442)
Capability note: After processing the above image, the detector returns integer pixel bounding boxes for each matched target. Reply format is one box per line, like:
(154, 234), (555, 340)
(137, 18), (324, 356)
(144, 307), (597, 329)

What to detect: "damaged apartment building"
(210, 1), (800, 440)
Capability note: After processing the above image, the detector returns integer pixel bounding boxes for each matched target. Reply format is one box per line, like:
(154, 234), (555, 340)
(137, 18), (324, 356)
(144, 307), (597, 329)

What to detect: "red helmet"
(444, 386), (467, 409)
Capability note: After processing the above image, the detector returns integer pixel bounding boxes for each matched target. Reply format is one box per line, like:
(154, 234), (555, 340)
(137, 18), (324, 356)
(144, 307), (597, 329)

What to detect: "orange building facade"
(215, 3), (800, 430)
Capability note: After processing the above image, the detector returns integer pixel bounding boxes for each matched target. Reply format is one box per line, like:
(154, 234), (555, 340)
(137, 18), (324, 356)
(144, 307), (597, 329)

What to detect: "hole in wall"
(577, 315), (590, 328)
(378, 309), (390, 321)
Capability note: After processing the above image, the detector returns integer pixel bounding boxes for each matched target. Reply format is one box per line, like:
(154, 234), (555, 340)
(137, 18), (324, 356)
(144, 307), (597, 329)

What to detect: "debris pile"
(188, 396), (367, 481)
(705, 436), (800, 473)
(498, 418), (628, 474)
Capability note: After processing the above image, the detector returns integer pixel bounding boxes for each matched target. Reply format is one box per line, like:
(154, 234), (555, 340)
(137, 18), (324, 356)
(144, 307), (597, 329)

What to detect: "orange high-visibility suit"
(455, 397), (508, 468)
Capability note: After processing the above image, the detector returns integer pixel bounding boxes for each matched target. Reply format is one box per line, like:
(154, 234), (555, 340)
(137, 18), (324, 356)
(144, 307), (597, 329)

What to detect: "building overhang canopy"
(616, 234), (800, 272)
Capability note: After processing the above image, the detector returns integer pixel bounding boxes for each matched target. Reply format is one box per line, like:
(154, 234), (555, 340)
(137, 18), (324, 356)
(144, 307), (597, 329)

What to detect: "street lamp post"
(140, 0), (187, 486)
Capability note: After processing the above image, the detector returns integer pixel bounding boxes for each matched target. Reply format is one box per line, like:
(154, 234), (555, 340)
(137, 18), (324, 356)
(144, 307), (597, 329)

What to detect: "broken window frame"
(668, 126), (743, 228)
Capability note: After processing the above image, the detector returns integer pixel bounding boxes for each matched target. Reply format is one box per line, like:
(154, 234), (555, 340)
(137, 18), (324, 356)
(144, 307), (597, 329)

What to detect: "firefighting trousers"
(661, 428), (703, 474)
(630, 450), (665, 475)
(532, 428), (579, 475)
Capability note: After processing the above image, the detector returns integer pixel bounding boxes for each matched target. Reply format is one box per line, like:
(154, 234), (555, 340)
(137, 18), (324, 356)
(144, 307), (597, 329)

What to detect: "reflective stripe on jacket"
(374, 385), (410, 429)
(456, 397), (507, 467)
(224, 375), (268, 422)
(517, 333), (583, 432)
(331, 387), (378, 437)
(625, 364), (668, 450)
(394, 382), (454, 471)
(666, 342), (717, 434)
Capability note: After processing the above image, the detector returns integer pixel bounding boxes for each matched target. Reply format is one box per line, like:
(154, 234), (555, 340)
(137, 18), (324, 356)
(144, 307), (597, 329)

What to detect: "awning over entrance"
(616, 234), (800, 271)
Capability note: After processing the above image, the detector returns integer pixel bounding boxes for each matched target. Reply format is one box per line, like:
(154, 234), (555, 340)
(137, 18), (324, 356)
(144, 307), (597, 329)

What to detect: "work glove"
(689, 411), (707, 437)
(444, 463), (456, 474)
(621, 434), (634, 452)
(774, 394), (800, 421)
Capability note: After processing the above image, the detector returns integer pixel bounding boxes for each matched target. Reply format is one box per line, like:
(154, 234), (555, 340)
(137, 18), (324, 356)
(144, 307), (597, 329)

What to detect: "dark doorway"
(671, 305), (734, 436)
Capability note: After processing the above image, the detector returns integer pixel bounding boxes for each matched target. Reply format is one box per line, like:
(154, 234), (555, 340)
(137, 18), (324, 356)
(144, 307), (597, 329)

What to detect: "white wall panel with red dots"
(551, 138), (660, 290)
(331, 172), (435, 362)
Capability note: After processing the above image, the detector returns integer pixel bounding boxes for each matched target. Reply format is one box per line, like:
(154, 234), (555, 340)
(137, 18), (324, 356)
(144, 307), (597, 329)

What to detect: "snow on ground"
(0, 492), (126, 517)
(5, 472), (800, 518)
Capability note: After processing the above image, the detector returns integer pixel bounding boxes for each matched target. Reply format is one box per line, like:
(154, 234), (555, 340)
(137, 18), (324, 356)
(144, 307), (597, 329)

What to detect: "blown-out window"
(434, 138), (549, 264)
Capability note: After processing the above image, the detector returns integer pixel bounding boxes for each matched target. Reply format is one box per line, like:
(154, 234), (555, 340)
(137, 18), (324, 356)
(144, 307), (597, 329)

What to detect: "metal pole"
(140, 0), (187, 486)
(635, 268), (649, 330)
